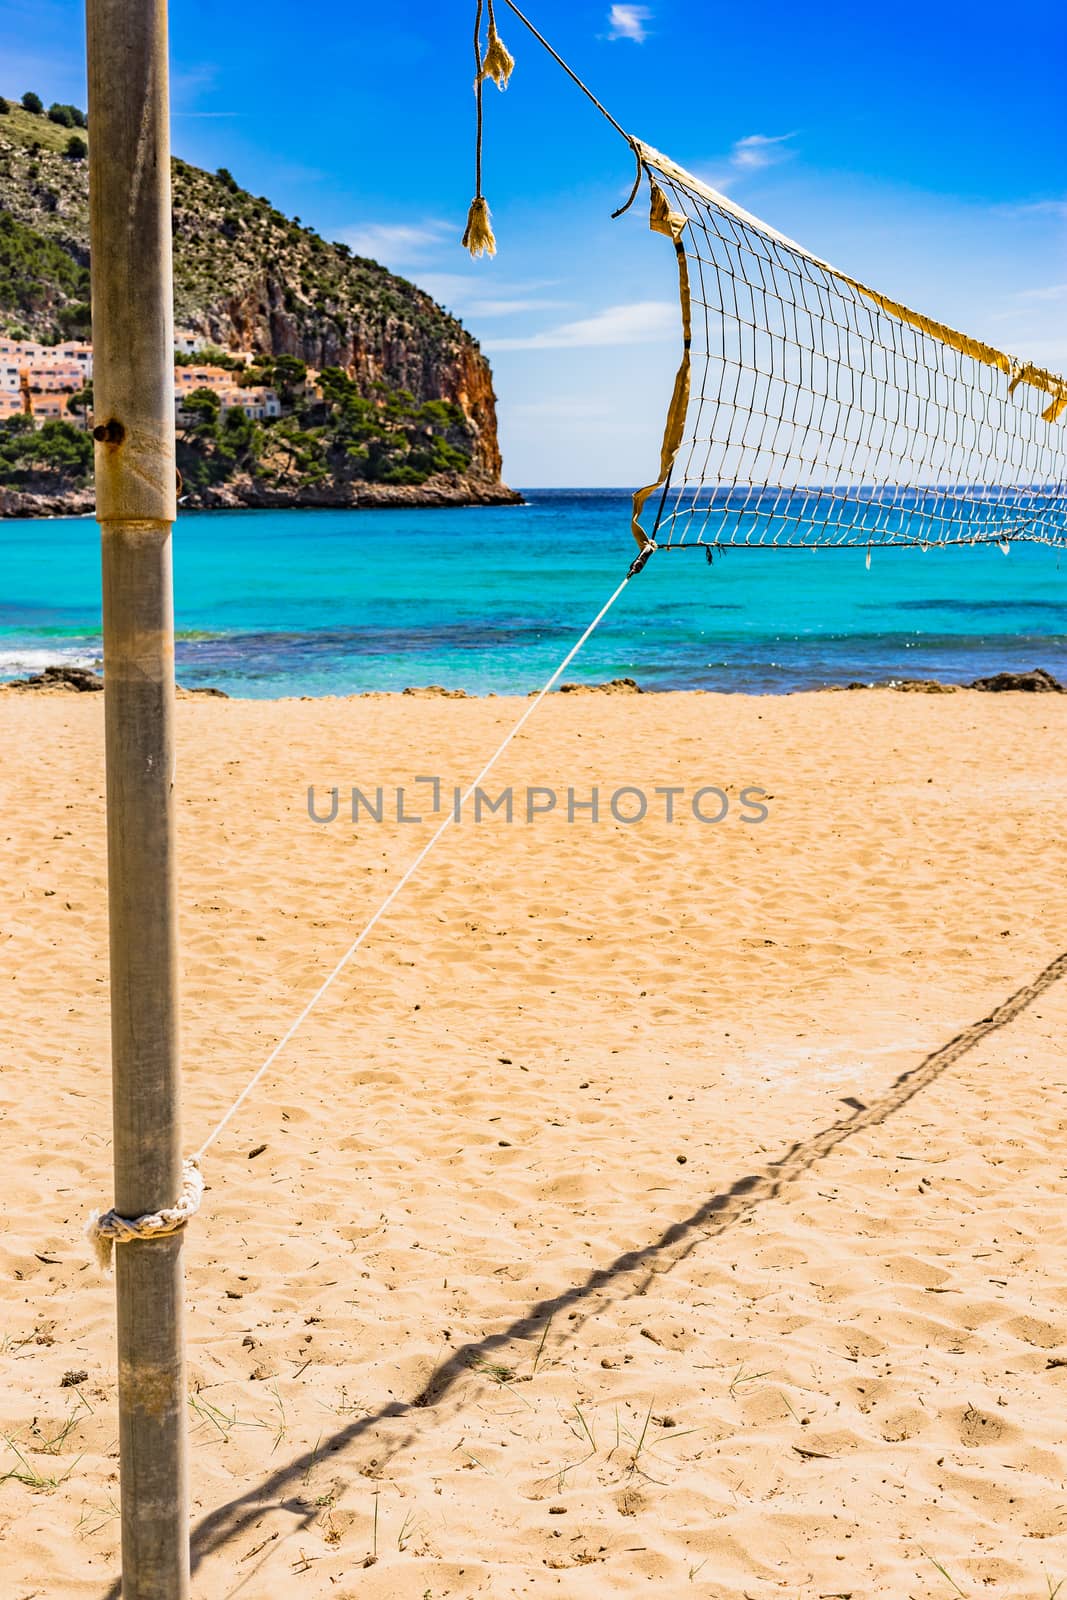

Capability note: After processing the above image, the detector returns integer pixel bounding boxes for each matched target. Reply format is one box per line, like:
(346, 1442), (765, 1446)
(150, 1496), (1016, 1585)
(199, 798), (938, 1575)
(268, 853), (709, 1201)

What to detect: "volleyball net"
(631, 143), (1067, 554)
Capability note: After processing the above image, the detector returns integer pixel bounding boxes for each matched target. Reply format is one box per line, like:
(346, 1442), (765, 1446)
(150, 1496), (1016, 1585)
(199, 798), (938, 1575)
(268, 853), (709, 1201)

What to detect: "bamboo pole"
(86, 2), (188, 1595)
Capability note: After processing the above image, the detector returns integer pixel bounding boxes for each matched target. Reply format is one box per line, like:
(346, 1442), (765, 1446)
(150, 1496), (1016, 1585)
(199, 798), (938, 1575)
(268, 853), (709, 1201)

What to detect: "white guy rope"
(192, 562), (640, 1162)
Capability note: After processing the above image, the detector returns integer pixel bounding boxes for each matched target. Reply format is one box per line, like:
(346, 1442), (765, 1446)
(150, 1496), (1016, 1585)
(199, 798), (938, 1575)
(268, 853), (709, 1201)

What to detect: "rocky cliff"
(0, 98), (515, 503)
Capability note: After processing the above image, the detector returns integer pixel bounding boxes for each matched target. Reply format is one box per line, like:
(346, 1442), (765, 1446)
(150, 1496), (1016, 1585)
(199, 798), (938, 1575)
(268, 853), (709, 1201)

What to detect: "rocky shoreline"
(3, 665), (1063, 698)
(831, 667), (1065, 694)
(0, 473), (523, 520)
(0, 665), (230, 697)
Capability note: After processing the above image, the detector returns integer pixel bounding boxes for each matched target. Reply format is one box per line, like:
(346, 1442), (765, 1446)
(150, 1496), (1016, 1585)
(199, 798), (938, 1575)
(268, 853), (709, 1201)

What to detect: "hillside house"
(28, 363), (87, 394)
(29, 397), (71, 421)
(216, 387), (282, 421)
(174, 366), (238, 394)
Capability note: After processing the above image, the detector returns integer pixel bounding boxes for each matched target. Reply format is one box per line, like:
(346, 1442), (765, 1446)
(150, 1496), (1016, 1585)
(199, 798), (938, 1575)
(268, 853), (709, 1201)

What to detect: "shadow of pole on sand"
(99, 947), (1067, 1594)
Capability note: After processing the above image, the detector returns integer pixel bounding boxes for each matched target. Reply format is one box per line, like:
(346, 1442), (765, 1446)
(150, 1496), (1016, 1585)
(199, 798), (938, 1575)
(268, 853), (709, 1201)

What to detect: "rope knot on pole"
(87, 1158), (204, 1273)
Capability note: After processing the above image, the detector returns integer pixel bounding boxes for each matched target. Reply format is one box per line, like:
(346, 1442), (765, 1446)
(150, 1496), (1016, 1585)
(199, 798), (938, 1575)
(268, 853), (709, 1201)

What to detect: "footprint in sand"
(1003, 1314), (1065, 1350)
(877, 1405), (928, 1443)
(956, 1403), (1008, 1447)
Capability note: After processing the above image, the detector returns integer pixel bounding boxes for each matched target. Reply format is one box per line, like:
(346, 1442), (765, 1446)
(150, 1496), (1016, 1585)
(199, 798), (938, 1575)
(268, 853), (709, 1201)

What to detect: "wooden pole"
(86, 2), (188, 1595)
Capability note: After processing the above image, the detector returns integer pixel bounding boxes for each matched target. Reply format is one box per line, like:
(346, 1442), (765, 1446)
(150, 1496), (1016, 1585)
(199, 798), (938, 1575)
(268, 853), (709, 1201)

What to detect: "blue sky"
(2, 0), (1065, 484)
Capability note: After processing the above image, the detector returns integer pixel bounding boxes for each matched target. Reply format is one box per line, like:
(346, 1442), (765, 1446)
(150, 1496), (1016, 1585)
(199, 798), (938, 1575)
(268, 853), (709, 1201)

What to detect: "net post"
(86, 2), (188, 1595)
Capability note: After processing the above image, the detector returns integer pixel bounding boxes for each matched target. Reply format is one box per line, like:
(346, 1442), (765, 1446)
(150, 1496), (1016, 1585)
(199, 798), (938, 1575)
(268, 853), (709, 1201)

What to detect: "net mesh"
(633, 145), (1067, 552)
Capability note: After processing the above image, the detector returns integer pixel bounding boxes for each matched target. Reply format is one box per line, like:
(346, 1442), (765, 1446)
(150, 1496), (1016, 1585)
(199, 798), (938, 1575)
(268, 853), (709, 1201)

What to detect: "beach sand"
(1, 687), (1066, 1598)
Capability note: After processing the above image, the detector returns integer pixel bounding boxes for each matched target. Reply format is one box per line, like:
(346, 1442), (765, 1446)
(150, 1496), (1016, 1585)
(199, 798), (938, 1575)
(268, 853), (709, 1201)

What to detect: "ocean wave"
(0, 645), (102, 677)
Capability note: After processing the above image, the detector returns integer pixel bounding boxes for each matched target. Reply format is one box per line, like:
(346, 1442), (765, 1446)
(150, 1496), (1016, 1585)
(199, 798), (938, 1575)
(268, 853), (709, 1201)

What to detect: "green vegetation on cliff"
(0, 415), (93, 487)
(174, 360), (473, 496)
(0, 211), (90, 336)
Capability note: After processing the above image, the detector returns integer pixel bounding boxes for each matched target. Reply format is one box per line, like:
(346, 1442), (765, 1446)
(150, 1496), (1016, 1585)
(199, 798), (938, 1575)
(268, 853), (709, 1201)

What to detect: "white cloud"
(730, 132), (795, 171)
(693, 132), (797, 194)
(418, 272), (570, 319)
(998, 199), (1067, 221)
(1017, 283), (1067, 302)
(483, 301), (677, 351)
(341, 219), (453, 267)
(170, 62), (221, 103)
(607, 5), (651, 43)
(463, 299), (571, 317)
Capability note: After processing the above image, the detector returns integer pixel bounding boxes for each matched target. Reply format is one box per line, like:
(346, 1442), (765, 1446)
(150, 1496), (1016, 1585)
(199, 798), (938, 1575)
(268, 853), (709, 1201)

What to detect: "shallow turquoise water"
(1, 490), (1065, 695)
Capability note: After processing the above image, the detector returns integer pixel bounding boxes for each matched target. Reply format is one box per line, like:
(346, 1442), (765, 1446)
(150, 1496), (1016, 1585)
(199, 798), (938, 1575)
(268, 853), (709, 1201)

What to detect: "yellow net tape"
(630, 181), (691, 548)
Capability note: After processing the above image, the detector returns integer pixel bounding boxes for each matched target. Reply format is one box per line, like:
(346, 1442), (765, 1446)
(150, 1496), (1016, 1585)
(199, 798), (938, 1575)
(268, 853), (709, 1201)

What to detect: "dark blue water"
(1, 489), (1065, 695)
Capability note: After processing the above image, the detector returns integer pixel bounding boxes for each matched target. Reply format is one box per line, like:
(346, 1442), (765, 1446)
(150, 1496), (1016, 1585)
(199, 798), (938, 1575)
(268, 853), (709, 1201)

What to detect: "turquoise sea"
(1, 490), (1066, 696)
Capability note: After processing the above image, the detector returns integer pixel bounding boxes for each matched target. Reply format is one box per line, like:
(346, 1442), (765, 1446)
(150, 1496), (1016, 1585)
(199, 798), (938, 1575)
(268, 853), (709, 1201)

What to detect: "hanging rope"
(86, 552), (655, 1266)
(462, 0), (646, 253)
(462, 0), (497, 256)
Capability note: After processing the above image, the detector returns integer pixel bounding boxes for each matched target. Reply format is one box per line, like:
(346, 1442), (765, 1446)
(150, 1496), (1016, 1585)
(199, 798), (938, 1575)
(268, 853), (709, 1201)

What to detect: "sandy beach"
(1, 686), (1066, 1598)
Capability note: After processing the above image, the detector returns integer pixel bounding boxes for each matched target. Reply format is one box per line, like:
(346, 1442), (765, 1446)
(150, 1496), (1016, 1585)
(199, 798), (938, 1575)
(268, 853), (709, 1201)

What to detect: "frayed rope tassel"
(480, 22), (515, 89)
(87, 1157), (205, 1272)
(463, 195), (497, 258)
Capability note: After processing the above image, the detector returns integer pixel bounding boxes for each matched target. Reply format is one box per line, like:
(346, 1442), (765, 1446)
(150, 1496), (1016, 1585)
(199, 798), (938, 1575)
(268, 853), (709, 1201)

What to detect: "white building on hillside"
(52, 342), (94, 379)
(0, 340), (93, 387)
(30, 396), (71, 421)
(174, 328), (207, 355)
(217, 387), (282, 421)
(174, 366), (236, 394)
(28, 363), (87, 394)
(175, 385), (281, 423)
(0, 339), (48, 365)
